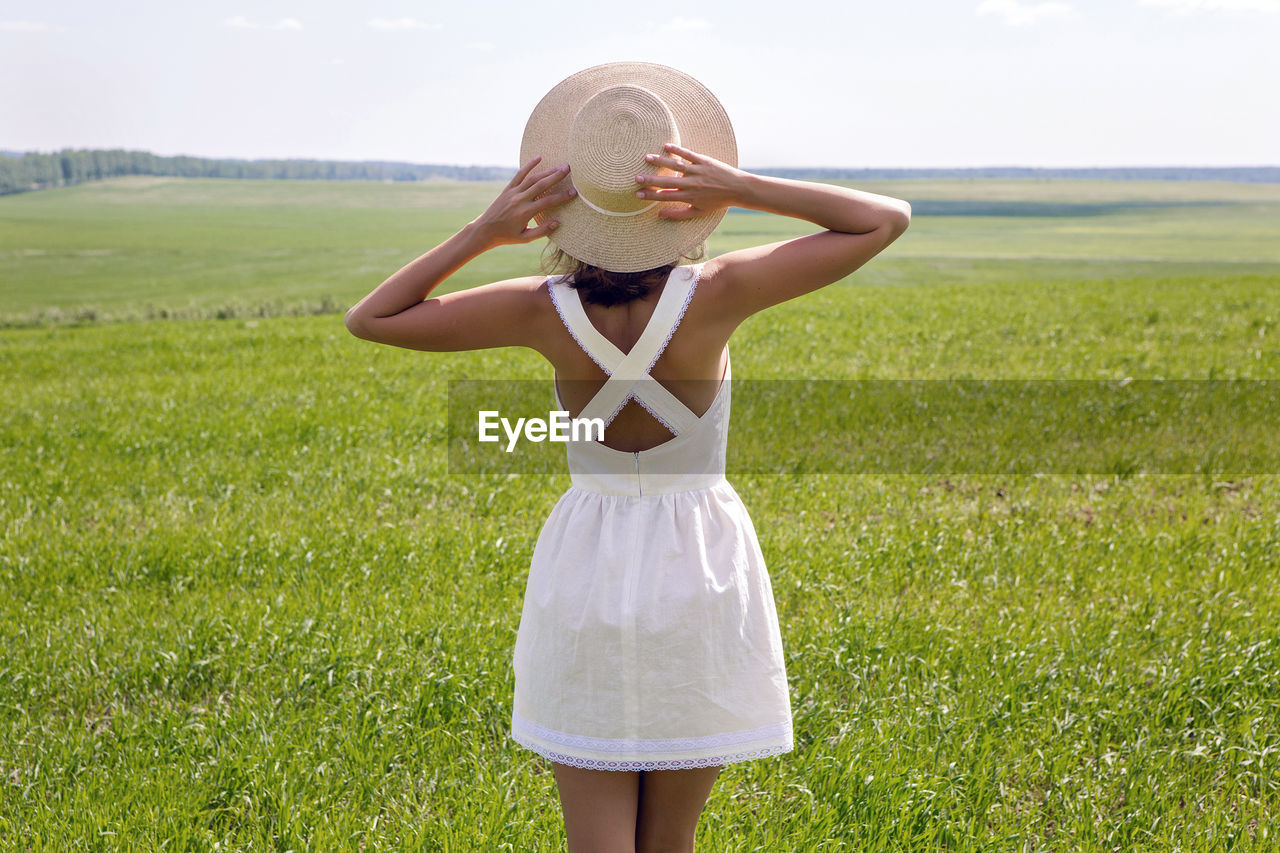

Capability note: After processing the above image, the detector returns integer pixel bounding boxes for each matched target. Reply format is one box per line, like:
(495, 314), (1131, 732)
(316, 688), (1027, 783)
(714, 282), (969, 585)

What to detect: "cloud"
(464, 41), (495, 51)
(662, 17), (712, 32)
(976, 0), (1076, 25)
(0, 20), (59, 32)
(1139, 0), (1279, 10)
(366, 17), (439, 30)
(221, 16), (303, 30)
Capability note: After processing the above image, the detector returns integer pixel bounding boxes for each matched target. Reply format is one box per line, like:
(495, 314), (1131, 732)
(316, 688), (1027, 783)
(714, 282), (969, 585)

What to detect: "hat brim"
(519, 62), (736, 273)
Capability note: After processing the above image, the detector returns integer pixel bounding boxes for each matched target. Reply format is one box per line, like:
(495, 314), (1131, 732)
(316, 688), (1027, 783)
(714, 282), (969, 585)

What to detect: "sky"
(1, 0), (1277, 169)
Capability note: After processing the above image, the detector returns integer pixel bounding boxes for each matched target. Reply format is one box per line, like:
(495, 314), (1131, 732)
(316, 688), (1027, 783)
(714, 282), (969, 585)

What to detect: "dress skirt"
(510, 479), (794, 771)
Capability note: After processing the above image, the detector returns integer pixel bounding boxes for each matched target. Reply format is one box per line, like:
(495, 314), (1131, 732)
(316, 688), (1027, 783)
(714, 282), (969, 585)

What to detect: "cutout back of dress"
(549, 264), (703, 435)
(547, 263), (733, 496)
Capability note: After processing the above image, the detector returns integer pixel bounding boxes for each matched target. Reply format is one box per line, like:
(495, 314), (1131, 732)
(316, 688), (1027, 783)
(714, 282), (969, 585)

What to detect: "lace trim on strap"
(602, 380), (682, 434)
(549, 277), (630, 429)
(628, 396), (677, 434)
(547, 274), (613, 377)
(648, 263), (702, 381)
(545, 265), (702, 434)
(621, 263), (702, 434)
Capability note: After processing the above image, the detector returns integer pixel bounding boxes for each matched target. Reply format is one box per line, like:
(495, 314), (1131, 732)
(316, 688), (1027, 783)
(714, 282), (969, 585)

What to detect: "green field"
(1, 177), (1278, 850)
(4, 176), (1280, 325)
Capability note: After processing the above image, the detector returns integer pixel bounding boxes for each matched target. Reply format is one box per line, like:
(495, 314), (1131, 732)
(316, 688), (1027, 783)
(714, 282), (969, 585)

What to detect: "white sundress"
(510, 262), (794, 771)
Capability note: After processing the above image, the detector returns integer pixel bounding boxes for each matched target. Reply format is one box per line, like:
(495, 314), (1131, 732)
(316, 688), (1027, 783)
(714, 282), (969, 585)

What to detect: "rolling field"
(1, 177), (1279, 850)
(4, 176), (1280, 325)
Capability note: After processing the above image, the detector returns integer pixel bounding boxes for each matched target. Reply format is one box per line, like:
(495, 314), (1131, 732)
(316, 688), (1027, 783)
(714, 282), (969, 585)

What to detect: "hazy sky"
(2, 0), (1276, 168)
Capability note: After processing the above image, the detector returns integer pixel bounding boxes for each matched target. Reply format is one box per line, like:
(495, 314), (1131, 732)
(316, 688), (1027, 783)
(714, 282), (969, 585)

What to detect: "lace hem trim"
(512, 736), (793, 771)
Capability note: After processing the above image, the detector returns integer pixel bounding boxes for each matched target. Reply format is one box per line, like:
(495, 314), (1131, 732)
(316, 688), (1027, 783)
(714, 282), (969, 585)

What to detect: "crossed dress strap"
(550, 264), (702, 436)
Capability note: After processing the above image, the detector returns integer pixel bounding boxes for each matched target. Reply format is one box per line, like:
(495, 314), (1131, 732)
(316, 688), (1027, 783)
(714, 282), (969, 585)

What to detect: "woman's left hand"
(471, 157), (577, 246)
(635, 143), (750, 221)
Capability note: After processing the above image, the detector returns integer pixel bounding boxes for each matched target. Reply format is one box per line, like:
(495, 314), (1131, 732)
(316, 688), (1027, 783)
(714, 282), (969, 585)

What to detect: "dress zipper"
(634, 451), (642, 497)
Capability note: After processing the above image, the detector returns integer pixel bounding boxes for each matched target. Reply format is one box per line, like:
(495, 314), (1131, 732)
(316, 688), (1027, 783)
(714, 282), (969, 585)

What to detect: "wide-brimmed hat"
(519, 61), (736, 273)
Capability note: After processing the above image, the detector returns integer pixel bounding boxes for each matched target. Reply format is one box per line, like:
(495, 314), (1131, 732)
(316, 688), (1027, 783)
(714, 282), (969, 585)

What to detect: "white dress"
(510, 263), (794, 771)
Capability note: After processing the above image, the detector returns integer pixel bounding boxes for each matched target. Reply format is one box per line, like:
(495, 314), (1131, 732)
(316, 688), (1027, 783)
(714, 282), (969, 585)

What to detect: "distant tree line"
(757, 166), (1280, 182)
(1, 148), (1277, 196)
(0, 148), (512, 195)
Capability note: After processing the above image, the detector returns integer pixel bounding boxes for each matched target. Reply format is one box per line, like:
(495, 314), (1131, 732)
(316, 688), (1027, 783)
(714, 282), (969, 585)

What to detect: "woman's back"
(538, 263), (732, 453)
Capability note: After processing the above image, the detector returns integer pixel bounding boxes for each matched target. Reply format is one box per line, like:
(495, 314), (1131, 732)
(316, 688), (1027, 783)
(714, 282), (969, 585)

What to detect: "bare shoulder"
(680, 257), (743, 341)
(431, 273), (555, 327)
(439, 273), (551, 312)
(475, 273), (561, 344)
(465, 273), (550, 298)
(690, 256), (736, 307)
(349, 273), (558, 352)
(685, 254), (763, 327)
(490, 273), (566, 353)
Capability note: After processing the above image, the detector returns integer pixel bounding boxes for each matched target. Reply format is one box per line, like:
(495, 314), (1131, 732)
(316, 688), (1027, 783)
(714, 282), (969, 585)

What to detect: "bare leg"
(551, 761), (641, 853)
(635, 765), (722, 853)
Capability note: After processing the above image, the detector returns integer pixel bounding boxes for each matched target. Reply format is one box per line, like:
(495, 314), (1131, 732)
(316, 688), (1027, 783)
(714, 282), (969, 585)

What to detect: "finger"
(643, 153), (687, 171)
(523, 187), (577, 218)
(518, 218), (560, 242)
(540, 187), (578, 207)
(637, 187), (688, 201)
(526, 164), (570, 194)
(658, 204), (705, 221)
(662, 142), (703, 164)
(517, 163), (564, 194)
(511, 156), (542, 187)
(635, 172), (684, 189)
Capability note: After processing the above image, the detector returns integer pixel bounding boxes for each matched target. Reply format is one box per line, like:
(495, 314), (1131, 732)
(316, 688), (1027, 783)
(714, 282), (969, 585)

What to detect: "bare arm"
(344, 157), (576, 351)
(636, 143), (911, 325)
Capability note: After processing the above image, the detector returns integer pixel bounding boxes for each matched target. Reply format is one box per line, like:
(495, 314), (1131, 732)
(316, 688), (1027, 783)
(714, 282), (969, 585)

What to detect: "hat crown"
(520, 61), (735, 272)
(567, 85), (680, 216)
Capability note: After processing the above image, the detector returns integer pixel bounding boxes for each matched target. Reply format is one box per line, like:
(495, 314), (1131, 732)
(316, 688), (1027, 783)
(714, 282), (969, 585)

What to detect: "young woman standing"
(346, 62), (910, 852)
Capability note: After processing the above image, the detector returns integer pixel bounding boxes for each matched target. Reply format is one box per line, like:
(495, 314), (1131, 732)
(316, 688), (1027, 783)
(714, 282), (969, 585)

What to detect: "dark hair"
(541, 244), (706, 307)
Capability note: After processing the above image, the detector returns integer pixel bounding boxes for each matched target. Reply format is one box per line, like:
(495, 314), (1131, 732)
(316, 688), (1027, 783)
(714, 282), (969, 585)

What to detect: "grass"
(3, 176), (1279, 325)
(0, 177), (1278, 850)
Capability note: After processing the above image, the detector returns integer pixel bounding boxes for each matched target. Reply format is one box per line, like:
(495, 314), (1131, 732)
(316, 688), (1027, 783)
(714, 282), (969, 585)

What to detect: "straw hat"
(519, 61), (736, 273)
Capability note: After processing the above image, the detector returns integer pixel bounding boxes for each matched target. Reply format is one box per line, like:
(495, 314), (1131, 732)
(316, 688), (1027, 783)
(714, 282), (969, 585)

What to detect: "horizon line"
(2, 147), (1278, 173)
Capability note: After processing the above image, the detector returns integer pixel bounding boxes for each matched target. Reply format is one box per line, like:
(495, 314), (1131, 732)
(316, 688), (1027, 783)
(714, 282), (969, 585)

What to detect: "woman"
(346, 63), (910, 853)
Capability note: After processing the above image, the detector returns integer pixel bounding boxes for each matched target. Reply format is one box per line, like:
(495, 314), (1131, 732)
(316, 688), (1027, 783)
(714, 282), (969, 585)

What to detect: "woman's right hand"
(635, 143), (751, 221)
(471, 156), (577, 246)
